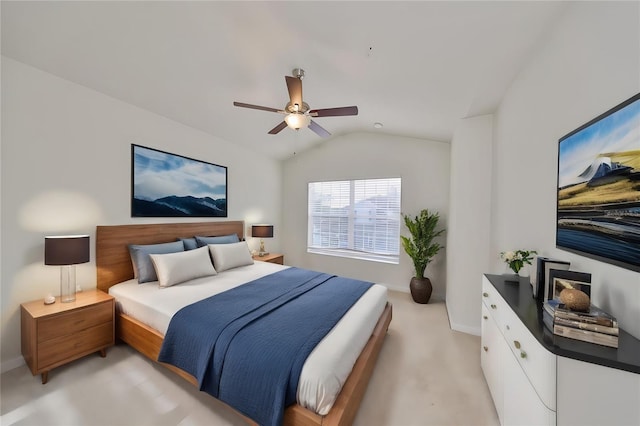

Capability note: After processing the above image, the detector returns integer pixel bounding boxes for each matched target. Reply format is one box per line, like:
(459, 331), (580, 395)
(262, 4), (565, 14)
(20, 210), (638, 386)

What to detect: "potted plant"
(500, 249), (537, 276)
(401, 209), (445, 304)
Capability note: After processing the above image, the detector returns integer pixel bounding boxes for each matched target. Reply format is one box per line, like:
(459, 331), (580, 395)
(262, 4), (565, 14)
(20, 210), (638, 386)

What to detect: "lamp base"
(60, 265), (76, 303)
(258, 239), (269, 257)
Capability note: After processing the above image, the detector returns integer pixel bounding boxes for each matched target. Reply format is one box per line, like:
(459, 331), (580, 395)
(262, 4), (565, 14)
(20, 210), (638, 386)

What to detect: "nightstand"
(252, 253), (284, 265)
(21, 289), (115, 384)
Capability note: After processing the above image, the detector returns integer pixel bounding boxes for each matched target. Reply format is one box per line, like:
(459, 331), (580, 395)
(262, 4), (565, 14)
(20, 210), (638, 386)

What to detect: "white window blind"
(308, 177), (401, 263)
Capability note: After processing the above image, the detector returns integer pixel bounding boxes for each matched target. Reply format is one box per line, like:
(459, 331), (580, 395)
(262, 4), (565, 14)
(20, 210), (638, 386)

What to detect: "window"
(308, 177), (401, 263)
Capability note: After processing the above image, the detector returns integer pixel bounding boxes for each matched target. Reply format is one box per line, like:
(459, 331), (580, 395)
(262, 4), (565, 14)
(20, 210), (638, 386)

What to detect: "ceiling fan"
(233, 68), (358, 138)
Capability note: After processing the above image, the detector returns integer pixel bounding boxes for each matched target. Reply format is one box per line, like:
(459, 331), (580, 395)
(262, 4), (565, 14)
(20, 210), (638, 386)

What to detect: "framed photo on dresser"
(548, 269), (592, 301)
(534, 257), (570, 303)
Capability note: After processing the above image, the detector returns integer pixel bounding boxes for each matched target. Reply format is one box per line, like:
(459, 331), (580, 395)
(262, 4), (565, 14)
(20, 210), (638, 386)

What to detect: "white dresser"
(481, 274), (640, 426)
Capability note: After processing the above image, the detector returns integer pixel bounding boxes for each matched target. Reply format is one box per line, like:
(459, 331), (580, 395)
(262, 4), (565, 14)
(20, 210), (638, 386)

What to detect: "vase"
(503, 274), (520, 283)
(409, 277), (432, 304)
(503, 265), (521, 283)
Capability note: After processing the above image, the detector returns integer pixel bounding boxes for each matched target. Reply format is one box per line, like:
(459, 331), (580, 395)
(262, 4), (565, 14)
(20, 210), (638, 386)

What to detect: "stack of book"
(542, 299), (619, 348)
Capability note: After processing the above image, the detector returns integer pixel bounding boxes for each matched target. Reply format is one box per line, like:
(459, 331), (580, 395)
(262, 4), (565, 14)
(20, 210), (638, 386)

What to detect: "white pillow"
(150, 246), (217, 288)
(208, 241), (254, 272)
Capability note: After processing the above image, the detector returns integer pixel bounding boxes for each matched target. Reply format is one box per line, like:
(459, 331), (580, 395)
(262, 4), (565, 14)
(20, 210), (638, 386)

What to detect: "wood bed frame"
(96, 221), (391, 426)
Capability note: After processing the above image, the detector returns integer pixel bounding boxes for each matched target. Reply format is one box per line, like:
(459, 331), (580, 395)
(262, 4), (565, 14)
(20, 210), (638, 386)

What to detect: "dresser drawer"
(502, 305), (556, 410)
(480, 304), (491, 370)
(482, 276), (507, 330)
(38, 322), (113, 369)
(481, 303), (506, 423)
(504, 345), (556, 426)
(38, 302), (112, 342)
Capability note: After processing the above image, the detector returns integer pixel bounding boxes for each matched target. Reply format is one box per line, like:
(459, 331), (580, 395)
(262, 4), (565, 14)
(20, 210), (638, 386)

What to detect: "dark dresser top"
(484, 274), (640, 375)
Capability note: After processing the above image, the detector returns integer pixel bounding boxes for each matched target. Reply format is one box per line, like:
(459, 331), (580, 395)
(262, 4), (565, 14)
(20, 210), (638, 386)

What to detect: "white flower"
(499, 249), (537, 274)
(501, 251), (515, 261)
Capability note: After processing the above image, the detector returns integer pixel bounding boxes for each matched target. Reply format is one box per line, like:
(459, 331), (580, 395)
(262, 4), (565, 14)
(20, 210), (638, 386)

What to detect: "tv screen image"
(556, 93), (640, 272)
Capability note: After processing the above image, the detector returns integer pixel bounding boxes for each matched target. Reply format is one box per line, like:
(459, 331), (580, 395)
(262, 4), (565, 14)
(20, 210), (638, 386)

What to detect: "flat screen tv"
(556, 93), (640, 273)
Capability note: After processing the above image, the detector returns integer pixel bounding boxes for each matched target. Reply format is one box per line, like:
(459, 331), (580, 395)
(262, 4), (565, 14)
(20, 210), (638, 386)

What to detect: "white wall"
(446, 115), (493, 335)
(0, 57), (283, 371)
(282, 132), (450, 298)
(491, 2), (640, 338)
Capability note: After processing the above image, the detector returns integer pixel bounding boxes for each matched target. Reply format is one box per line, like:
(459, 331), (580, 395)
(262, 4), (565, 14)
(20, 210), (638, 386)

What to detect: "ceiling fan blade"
(268, 121), (288, 135)
(309, 106), (358, 117)
(285, 76), (303, 109)
(309, 120), (331, 138)
(233, 102), (283, 114)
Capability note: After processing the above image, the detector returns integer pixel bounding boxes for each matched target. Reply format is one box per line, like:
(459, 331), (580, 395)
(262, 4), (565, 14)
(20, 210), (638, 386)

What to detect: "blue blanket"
(158, 267), (373, 425)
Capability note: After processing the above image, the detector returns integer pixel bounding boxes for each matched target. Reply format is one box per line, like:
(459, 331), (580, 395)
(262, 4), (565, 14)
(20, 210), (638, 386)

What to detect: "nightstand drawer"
(264, 255), (283, 265)
(252, 253), (284, 265)
(21, 290), (115, 384)
(38, 322), (113, 369)
(38, 302), (112, 342)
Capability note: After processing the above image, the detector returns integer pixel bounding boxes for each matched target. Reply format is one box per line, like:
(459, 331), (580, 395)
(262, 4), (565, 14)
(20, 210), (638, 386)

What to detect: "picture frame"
(537, 258), (570, 303)
(131, 144), (228, 217)
(556, 92), (640, 273)
(548, 269), (592, 302)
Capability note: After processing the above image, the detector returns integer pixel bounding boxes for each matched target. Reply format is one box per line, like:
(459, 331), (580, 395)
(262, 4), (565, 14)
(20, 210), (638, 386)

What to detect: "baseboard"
(382, 283), (445, 303)
(1, 356), (25, 374)
(381, 282), (409, 294)
(429, 292), (445, 302)
(449, 321), (481, 336)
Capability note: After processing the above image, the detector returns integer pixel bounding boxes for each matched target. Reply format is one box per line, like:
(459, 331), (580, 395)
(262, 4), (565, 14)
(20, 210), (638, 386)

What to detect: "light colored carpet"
(354, 293), (499, 426)
(0, 291), (499, 426)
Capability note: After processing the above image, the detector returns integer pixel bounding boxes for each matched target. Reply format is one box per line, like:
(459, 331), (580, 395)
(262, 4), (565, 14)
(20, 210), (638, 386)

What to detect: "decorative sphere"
(559, 289), (590, 312)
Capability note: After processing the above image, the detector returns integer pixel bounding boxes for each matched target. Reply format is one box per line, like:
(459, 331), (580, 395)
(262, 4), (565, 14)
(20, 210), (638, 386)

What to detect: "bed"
(96, 221), (392, 426)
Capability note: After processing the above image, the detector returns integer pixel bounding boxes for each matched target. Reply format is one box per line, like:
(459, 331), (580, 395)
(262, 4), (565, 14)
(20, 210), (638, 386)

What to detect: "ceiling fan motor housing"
(286, 101), (310, 114)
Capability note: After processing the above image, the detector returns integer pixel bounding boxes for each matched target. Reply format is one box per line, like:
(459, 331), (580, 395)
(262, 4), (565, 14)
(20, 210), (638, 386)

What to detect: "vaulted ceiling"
(1, 1), (567, 159)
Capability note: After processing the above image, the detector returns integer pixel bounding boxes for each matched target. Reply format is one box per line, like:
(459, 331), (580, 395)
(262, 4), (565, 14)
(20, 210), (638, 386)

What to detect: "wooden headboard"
(96, 221), (244, 292)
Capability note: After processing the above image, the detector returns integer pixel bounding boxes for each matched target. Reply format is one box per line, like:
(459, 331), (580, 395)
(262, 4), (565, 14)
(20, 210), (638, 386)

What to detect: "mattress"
(108, 261), (387, 415)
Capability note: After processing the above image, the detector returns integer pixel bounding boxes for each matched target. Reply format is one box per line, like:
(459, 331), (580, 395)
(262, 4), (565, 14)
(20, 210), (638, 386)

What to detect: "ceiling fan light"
(285, 113), (310, 130)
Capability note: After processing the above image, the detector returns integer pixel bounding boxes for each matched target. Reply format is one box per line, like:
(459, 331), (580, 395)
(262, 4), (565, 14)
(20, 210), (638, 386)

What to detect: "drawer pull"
(506, 325), (510, 330)
(520, 351), (527, 359)
(482, 292), (489, 297)
(514, 340), (521, 349)
(490, 304), (497, 309)
(483, 315), (488, 320)
(483, 346), (488, 352)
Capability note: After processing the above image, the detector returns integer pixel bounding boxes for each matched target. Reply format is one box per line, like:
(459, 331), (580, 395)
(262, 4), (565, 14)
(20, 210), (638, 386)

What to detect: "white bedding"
(108, 261), (387, 415)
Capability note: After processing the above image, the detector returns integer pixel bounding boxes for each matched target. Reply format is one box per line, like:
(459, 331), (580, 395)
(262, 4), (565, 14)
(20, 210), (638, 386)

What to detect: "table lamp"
(252, 224), (274, 257)
(45, 235), (90, 303)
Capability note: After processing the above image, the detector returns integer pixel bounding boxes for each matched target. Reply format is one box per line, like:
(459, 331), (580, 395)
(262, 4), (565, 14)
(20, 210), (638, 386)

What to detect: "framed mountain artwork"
(131, 144), (227, 217)
(556, 93), (640, 272)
